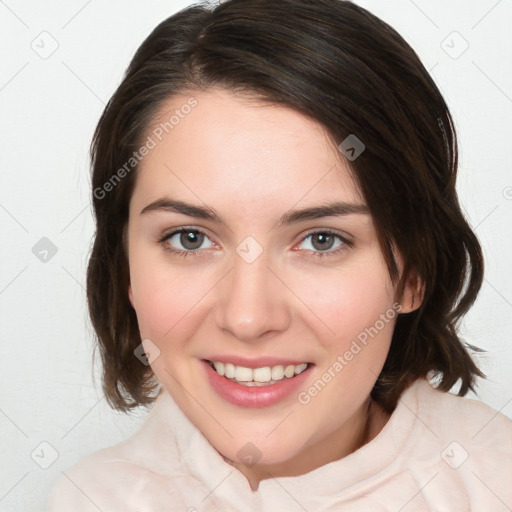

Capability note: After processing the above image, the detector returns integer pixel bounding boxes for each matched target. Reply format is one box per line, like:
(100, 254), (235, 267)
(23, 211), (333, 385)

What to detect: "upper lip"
(203, 356), (312, 368)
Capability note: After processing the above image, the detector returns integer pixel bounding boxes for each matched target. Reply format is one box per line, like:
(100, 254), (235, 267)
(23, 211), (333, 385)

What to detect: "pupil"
(313, 233), (333, 251)
(181, 231), (203, 250)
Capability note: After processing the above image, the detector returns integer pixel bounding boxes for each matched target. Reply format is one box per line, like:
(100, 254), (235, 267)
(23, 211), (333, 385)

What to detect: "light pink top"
(45, 377), (512, 511)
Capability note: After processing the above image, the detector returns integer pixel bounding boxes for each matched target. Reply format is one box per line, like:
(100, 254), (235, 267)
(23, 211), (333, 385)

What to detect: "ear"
(398, 270), (424, 314)
(128, 283), (135, 309)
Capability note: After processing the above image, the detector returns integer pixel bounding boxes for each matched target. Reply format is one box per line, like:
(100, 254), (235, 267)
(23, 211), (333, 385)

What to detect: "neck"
(224, 398), (390, 491)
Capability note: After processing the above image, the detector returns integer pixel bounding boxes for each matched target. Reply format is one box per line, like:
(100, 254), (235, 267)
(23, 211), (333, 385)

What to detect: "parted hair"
(86, 0), (485, 412)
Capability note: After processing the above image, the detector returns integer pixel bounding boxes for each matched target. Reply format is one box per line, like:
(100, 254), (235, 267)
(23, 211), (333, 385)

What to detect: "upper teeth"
(211, 361), (308, 382)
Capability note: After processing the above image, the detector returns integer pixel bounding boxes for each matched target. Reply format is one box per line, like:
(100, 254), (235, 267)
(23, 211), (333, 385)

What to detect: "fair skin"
(127, 87), (420, 491)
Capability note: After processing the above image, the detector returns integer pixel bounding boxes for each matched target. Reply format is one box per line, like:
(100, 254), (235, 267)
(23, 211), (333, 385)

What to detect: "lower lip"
(201, 360), (313, 408)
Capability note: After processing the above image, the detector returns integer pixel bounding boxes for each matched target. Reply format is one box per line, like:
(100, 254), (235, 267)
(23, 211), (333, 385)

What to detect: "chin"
(213, 428), (311, 468)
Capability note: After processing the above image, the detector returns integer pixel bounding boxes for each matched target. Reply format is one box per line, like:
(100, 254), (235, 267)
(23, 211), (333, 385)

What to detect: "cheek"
(292, 257), (396, 346)
(129, 256), (209, 341)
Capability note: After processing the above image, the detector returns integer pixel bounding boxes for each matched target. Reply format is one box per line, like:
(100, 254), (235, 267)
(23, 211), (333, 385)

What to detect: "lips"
(201, 358), (314, 408)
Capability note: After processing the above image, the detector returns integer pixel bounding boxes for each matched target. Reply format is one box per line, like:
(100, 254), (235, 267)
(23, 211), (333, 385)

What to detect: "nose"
(215, 248), (291, 343)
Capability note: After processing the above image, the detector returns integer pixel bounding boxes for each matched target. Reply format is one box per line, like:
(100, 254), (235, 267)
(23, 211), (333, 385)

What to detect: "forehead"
(131, 87), (364, 219)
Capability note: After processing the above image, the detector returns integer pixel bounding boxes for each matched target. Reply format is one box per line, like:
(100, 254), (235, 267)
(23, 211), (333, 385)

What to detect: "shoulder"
(44, 394), (192, 511)
(43, 388), (218, 511)
(44, 441), (194, 512)
(397, 378), (512, 509)
(411, 377), (512, 446)
(43, 443), (145, 511)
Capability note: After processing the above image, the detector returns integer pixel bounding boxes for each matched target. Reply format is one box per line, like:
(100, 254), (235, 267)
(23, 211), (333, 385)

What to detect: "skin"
(127, 87), (420, 491)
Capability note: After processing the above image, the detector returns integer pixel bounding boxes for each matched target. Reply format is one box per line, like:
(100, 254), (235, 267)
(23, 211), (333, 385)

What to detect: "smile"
(208, 360), (309, 386)
(202, 359), (313, 408)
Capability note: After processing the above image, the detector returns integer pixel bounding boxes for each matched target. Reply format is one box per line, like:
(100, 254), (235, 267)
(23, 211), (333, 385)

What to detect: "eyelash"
(157, 227), (353, 259)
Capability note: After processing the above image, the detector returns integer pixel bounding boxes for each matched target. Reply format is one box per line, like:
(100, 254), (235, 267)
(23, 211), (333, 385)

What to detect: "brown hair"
(86, 0), (485, 413)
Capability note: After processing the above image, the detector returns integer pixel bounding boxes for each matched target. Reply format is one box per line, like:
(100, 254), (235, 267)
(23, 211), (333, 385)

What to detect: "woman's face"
(127, 87), (414, 479)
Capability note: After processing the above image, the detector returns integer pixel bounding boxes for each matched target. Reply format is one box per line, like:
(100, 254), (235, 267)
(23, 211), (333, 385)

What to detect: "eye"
(296, 230), (352, 258)
(158, 227), (352, 259)
(158, 228), (215, 257)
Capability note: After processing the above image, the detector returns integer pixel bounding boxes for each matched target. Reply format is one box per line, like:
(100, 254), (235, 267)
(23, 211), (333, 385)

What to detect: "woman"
(45, 0), (512, 510)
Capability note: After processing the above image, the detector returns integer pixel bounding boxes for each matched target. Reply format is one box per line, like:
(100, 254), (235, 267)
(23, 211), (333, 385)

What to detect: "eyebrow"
(140, 196), (369, 226)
